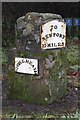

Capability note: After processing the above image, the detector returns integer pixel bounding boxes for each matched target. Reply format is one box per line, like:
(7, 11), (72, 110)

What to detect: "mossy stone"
(8, 12), (67, 105)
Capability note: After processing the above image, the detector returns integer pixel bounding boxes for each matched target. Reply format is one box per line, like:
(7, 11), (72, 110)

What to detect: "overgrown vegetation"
(2, 109), (79, 119)
(2, 48), (8, 66)
(67, 44), (79, 66)
(7, 70), (50, 105)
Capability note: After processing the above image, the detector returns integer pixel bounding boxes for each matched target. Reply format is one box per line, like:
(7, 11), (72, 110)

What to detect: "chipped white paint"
(41, 20), (66, 49)
(15, 57), (38, 75)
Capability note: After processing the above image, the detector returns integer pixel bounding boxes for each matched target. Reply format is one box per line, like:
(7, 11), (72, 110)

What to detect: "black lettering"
(33, 68), (36, 71)
(50, 29), (52, 32)
(42, 37), (46, 41)
(52, 43), (53, 47)
(32, 65), (34, 68)
(22, 59), (25, 63)
(49, 33), (52, 37)
(29, 61), (32, 66)
(45, 34), (49, 39)
(26, 59), (28, 63)
(56, 33), (59, 37)
(34, 71), (37, 74)
(54, 43), (57, 47)
(62, 35), (65, 39)
(47, 43), (51, 47)
(53, 33), (56, 37)
(50, 25), (53, 32)
(51, 25), (53, 28)
(42, 44), (46, 48)
(27, 60), (30, 64)
(54, 25), (57, 29)
(58, 42), (64, 46)
(59, 34), (62, 38)
(58, 43), (60, 46)
(17, 61), (21, 66)
(62, 42), (64, 46)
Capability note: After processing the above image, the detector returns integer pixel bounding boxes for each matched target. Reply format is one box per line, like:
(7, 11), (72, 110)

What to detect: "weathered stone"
(34, 34), (40, 43)
(22, 23), (34, 36)
(17, 16), (26, 30)
(45, 57), (55, 69)
(40, 13), (62, 21)
(16, 13), (63, 53)
(25, 12), (43, 22)
(17, 21), (26, 30)
(8, 12), (67, 105)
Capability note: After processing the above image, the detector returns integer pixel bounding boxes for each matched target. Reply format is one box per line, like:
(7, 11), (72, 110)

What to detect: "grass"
(67, 42), (79, 66)
(2, 109), (80, 119)
(2, 48), (8, 66)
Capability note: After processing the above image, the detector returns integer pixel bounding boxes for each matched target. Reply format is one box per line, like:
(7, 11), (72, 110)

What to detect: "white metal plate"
(15, 57), (38, 75)
(41, 20), (66, 49)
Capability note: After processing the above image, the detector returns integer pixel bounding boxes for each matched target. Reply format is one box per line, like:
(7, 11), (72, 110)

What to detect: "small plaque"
(41, 20), (66, 50)
(15, 57), (38, 75)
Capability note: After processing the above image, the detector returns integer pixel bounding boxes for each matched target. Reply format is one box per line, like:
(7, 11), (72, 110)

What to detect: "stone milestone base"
(8, 12), (67, 105)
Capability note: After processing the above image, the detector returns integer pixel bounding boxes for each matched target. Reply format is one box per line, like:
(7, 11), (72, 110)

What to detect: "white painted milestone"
(41, 20), (66, 49)
(15, 57), (38, 75)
